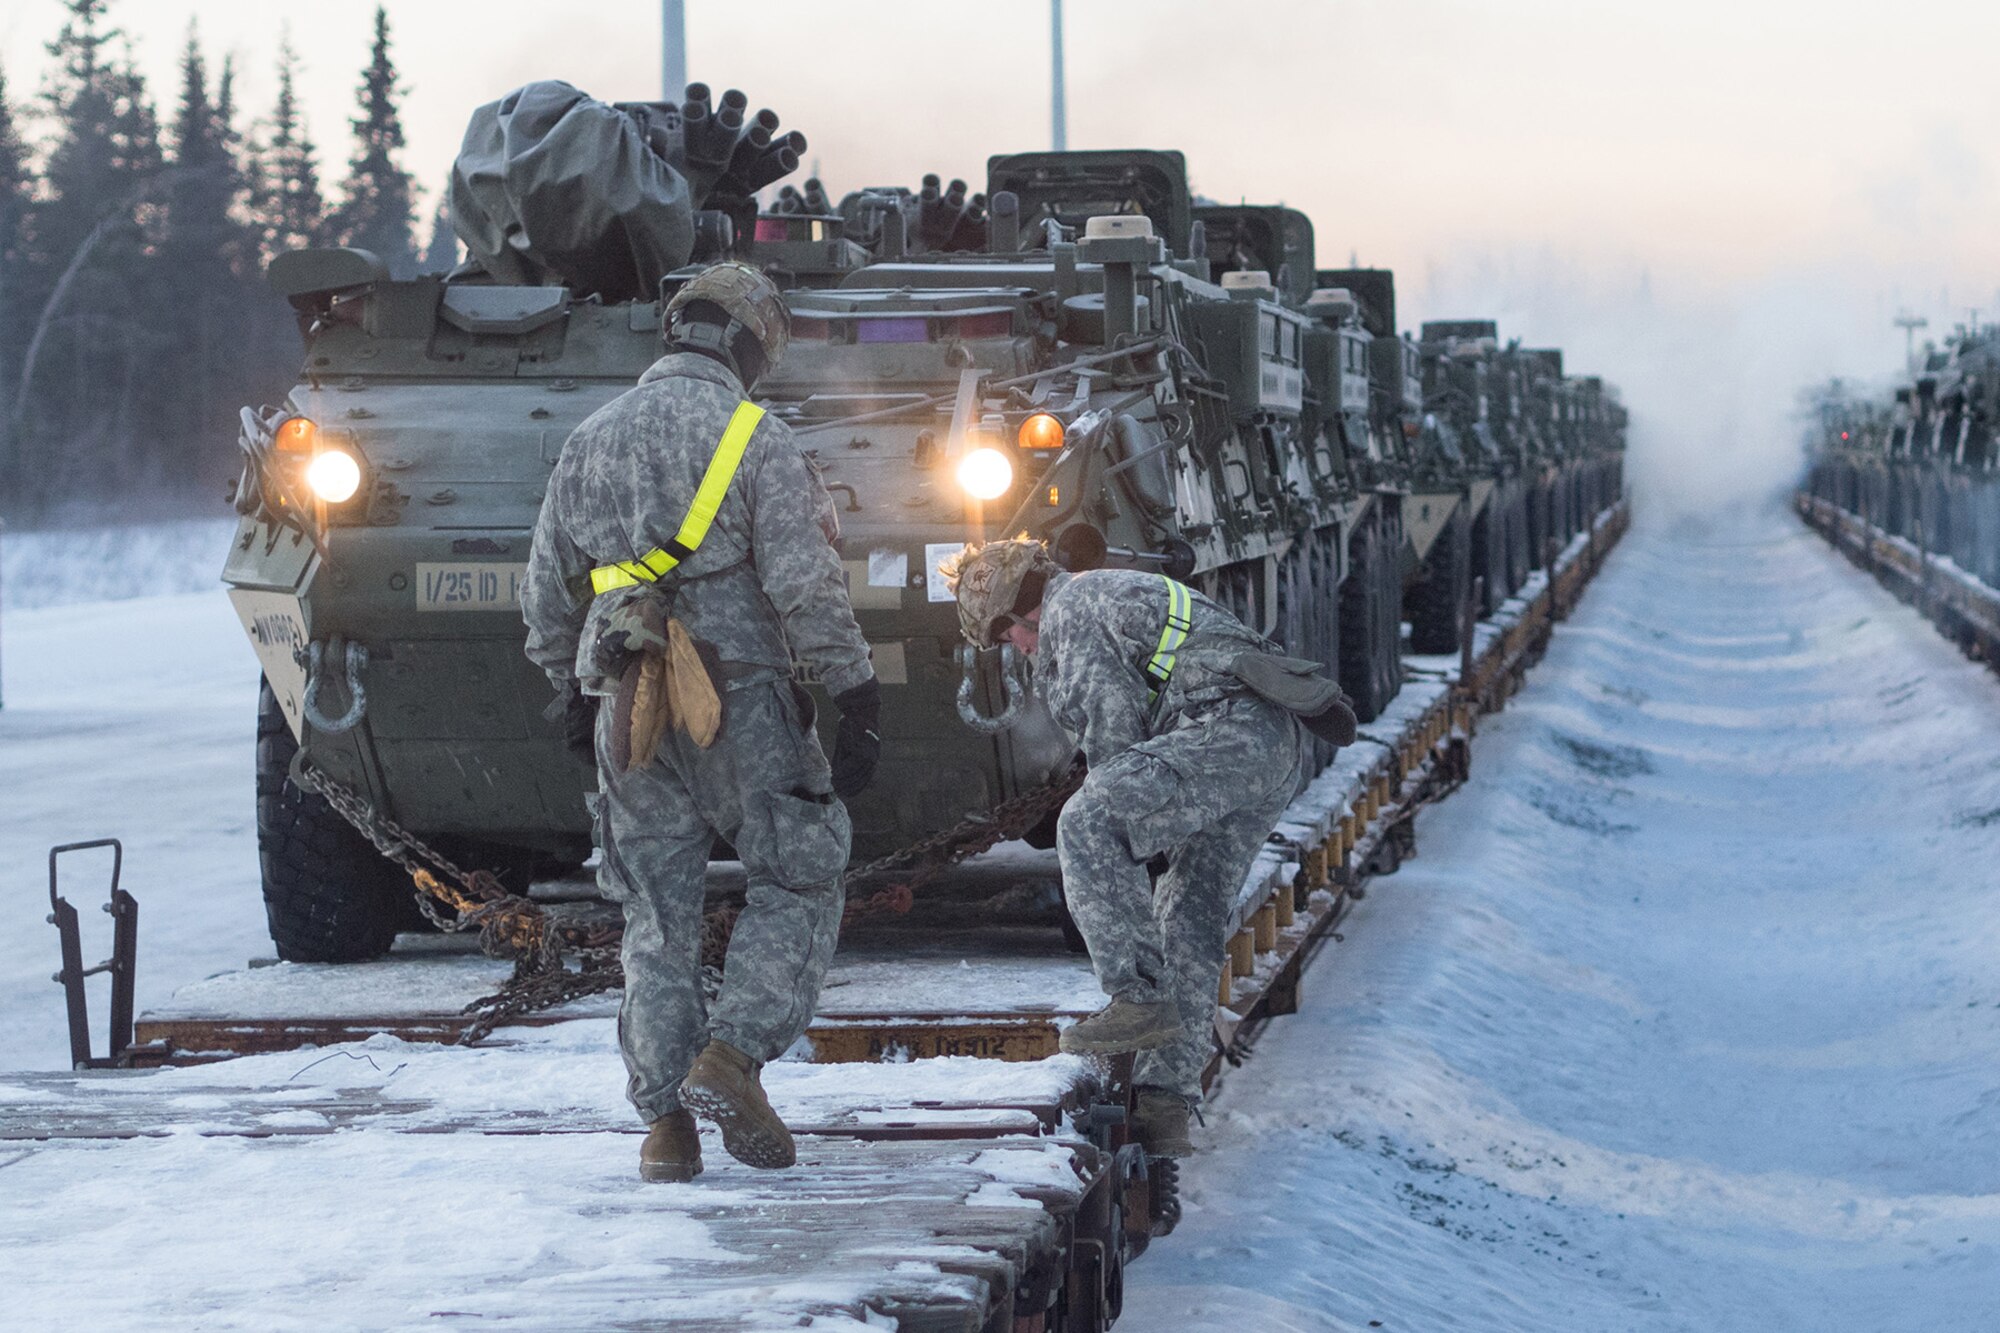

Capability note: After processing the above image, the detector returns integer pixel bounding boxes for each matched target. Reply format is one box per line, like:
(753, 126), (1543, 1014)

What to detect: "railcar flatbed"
(15, 501), (1629, 1331)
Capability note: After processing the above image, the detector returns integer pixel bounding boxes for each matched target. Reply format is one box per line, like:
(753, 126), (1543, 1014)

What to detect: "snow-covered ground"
(1120, 505), (2000, 1332)
(6, 505), (2000, 1329)
(0, 579), (267, 1073)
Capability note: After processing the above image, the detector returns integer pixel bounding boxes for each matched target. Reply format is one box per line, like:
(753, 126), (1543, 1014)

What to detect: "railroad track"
(8, 500), (1629, 1332)
(1797, 493), (2000, 667)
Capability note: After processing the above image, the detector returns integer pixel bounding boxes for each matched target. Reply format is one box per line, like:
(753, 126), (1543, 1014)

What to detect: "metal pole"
(1050, 0), (1068, 151)
(662, 0), (687, 101)
(0, 516), (7, 710)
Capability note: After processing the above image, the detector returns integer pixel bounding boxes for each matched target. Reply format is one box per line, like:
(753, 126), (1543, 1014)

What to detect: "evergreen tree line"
(0, 0), (457, 525)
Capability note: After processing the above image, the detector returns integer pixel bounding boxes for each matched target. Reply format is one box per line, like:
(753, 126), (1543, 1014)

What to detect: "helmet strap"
(1012, 568), (1049, 617)
(668, 306), (763, 388)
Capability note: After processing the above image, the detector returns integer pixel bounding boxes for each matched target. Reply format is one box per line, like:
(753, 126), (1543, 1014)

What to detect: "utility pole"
(1051, 0), (1068, 151)
(1894, 313), (1928, 370)
(662, 0), (687, 101)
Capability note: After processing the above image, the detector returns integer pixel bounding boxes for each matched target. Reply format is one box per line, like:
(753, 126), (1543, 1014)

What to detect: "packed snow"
(1119, 504), (2000, 1331)
(6, 503), (2000, 1329)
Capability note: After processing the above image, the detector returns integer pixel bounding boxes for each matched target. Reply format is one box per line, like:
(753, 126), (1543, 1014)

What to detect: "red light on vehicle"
(1841, 431), (1850, 440)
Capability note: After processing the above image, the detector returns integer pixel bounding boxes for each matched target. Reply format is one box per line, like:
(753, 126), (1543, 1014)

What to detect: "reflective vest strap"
(1145, 575), (1194, 694)
(676, 401), (764, 556)
(587, 401), (766, 595)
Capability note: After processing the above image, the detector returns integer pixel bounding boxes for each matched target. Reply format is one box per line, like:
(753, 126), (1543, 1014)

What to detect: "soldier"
(943, 539), (1354, 1157)
(523, 261), (881, 1182)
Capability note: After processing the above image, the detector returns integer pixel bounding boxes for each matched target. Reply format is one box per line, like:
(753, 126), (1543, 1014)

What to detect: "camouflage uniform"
(523, 350), (873, 1123)
(1038, 569), (1305, 1099)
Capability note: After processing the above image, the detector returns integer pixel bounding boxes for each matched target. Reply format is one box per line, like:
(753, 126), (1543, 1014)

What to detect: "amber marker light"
(274, 416), (318, 454)
(957, 446), (1015, 500)
(1017, 412), (1064, 451)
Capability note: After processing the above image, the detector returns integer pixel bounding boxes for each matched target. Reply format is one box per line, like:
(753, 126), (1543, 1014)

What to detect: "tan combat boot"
(639, 1107), (704, 1183)
(678, 1040), (797, 1169)
(1130, 1086), (1194, 1158)
(1058, 997), (1178, 1054)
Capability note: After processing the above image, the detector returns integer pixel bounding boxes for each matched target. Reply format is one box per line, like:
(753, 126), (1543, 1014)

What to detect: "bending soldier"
(944, 539), (1354, 1157)
(523, 261), (881, 1181)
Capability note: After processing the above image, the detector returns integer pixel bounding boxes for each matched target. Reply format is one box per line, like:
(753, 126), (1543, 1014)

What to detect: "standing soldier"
(523, 261), (881, 1182)
(943, 539), (1354, 1156)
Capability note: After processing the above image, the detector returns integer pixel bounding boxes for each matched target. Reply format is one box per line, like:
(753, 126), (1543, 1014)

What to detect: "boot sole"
(679, 1082), (797, 1169)
(1057, 1024), (1177, 1055)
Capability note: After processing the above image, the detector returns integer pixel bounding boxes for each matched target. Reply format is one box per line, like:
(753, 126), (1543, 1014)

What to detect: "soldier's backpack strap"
(1143, 575), (1195, 698)
(590, 401), (765, 594)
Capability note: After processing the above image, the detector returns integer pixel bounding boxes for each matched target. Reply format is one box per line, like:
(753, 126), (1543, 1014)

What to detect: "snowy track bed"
(2, 506), (1627, 1330)
(1120, 506), (2000, 1331)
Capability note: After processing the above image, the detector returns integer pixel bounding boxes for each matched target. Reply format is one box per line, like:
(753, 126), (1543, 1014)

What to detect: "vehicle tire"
(1408, 502), (1469, 655)
(256, 679), (407, 962)
(1473, 497), (1507, 614)
(1505, 481), (1532, 593)
(1374, 503), (1405, 709)
(1339, 514), (1392, 723)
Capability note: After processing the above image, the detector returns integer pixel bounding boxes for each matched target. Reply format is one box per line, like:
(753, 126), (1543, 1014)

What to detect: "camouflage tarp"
(450, 80), (694, 301)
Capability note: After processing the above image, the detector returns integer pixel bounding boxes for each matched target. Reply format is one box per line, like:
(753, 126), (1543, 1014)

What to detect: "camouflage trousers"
(1057, 695), (1304, 1098)
(596, 674), (849, 1123)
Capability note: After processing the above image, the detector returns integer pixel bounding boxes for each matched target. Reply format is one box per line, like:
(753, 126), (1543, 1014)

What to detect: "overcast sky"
(4, 0), (1994, 511)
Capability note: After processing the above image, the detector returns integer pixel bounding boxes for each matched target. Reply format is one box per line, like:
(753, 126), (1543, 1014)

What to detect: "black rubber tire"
(1339, 514), (1393, 723)
(1374, 503), (1405, 710)
(1504, 482), (1532, 594)
(1408, 502), (1470, 655)
(1472, 496), (1507, 614)
(256, 679), (407, 962)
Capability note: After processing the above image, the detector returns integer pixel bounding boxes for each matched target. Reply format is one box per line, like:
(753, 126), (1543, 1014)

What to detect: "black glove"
(560, 688), (600, 764)
(830, 678), (883, 800)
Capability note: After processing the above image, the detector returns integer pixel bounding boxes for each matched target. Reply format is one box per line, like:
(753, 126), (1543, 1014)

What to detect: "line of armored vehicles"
(224, 82), (1628, 961)
(1801, 322), (2000, 587)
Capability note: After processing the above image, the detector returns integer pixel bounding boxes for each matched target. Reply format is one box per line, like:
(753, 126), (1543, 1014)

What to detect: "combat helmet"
(939, 537), (1059, 648)
(665, 260), (791, 376)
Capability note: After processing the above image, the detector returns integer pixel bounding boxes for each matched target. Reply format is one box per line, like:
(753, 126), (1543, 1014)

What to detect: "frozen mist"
(1119, 510), (2000, 1331)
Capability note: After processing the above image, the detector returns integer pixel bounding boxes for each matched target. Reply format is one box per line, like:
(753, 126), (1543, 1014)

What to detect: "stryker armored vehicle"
(1408, 322), (1626, 625)
(224, 81), (1621, 962)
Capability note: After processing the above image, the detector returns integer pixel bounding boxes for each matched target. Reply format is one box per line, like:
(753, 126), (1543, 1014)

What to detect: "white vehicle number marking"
(417, 562), (527, 611)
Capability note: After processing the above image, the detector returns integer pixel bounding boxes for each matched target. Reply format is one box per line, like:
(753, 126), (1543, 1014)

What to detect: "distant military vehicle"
(224, 83), (1622, 962)
(1803, 326), (2000, 588)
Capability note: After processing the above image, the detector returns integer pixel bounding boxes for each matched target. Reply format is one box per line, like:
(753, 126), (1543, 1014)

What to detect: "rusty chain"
(292, 753), (1086, 1043)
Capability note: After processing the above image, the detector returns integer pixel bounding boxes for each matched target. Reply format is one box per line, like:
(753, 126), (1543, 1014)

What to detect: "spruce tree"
(253, 33), (325, 264)
(24, 0), (165, 509)
(328, 5), (416, 275)
(420, 193), (458, 274)
(0, 62), (33, 505)
(161, 25), (253, 476)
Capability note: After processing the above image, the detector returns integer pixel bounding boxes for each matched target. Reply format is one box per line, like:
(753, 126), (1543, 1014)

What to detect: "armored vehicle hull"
(226, 128), (1623, 961)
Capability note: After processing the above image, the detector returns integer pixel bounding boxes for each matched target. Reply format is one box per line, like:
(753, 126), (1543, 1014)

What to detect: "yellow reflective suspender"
(1144, 575), (1194, 697)
(589, 401), (766, 595)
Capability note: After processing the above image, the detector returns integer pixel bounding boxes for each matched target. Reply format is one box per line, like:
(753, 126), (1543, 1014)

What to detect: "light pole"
(1894, 314), (1928, 371)
(663, 0), (687, 101)
(1051, 0), (1068, 151)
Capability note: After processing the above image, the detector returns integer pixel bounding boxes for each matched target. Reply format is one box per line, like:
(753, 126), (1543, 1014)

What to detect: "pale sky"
(4, 0), (1994, 512)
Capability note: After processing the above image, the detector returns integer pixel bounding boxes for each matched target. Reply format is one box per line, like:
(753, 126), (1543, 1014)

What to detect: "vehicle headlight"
(305, 448), (363, 503)
(956, 447), (1014, 500)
